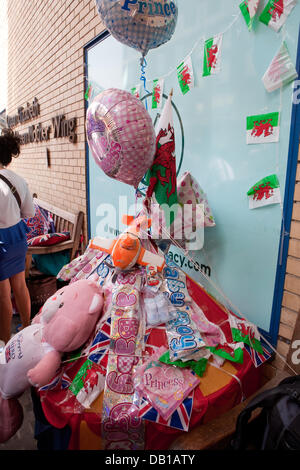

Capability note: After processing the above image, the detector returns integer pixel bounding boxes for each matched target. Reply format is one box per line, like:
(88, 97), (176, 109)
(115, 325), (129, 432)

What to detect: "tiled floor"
(0, 314), (37, 451)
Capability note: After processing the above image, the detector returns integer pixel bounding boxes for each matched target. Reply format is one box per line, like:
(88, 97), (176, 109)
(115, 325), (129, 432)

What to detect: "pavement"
(0, 314), (37, 451)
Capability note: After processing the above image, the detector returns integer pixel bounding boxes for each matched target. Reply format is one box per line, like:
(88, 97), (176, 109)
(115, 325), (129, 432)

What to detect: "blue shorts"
(0, 221), (29, 281)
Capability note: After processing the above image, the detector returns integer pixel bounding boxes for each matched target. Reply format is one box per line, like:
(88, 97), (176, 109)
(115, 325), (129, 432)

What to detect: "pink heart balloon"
(86, 88), (156, 189)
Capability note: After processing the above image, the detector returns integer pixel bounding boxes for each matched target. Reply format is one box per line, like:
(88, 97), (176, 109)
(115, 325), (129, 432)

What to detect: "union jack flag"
(88, 317), (111, 365)
(138, 392), (194, 432)
(244, 337), (273, 367)
(38, 370), (72, 392)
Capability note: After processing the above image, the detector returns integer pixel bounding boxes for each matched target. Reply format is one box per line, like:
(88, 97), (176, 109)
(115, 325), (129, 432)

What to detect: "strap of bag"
(231, 377), (300, 450)
(0, 173), (22, 209)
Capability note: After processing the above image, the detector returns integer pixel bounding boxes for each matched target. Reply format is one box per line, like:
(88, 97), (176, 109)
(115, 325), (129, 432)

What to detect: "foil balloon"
(86, 88), (156, 189)
(95, 0), (178, 58)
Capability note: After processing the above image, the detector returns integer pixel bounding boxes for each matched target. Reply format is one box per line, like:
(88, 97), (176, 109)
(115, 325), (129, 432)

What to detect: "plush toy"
(89, 214), (165, 272)
(0, 279), (104, 443)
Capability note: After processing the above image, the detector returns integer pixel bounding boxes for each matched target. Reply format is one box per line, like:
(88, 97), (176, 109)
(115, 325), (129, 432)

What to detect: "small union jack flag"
(38, 374), (61, 392)
(38, 370), (72, 392)
(138, 392), (194, 432)
(244, 337), (273, 367)
(88, 317), (111, 365)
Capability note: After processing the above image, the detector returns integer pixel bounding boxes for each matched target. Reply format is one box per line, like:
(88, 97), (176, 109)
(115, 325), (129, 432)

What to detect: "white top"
(0, 168), (35, 228)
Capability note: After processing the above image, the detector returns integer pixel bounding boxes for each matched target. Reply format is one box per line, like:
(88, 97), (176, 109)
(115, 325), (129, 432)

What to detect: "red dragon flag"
(240, 0), (261, 31)
(145, 90), (178, 227)
(131, 84), (141, 99)
(203, 35), (223, 77)
(262, 41), (298, 93)
(247, 174), (281, 209)
(246, 111), (280, 144)
(259, 0), (297, 32)
(177, 56), (194, 95)
(152, 78), (164, 109)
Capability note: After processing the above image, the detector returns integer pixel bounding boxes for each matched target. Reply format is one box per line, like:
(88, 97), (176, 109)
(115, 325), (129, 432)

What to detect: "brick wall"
(6, 0), (105, 240)
(273, 142), (300, 370)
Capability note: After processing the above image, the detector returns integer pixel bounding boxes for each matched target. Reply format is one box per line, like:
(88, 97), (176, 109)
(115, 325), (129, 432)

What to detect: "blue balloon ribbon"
(140, 57), (151, 110)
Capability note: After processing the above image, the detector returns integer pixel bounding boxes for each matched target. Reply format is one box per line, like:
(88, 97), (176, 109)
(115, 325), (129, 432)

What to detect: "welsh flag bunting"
(131, 85), (141, 99)
(262, 42), (298, 93)
(152, 78), (164, 109)
(85, 84), (92, 102)
(177, 56), (194, 95)
(85, 81), (102, 103)
(240, 0), (261, 31)
(207, 343), (244, 364)
(259, 0), (297, 32)
(247, 174), (281, 209)
(228, 315), (272, 368)
(229, 315), (263, 354)
(145, 92), (178, 226)
(203, 35), (223, 77)
(246, 111), (280, 144)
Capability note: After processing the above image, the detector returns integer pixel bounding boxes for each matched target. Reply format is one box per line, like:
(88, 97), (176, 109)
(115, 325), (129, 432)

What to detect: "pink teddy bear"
(0, 279), (104, 443)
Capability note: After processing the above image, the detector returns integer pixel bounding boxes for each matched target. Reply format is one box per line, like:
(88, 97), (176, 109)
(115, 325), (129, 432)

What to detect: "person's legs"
(10, 271), (31, 331)
(0, 278), (13, 344)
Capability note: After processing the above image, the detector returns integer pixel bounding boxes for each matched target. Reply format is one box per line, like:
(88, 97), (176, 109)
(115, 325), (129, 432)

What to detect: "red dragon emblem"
(253, 183), (274, 201)
(180, 65), (192, 87)
(251, 119), (274, 138)
(146, 124), (176, 202)
(83, 367), (99, 394)
(207, 45), (218, 69)
(237, 322), (256, 340)
(269, 0), (284, 21)
(153, 85), (161, 105)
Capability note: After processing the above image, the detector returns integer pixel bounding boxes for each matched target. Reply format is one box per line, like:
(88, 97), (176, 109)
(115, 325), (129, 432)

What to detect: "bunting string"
(131, 11), (241, 91)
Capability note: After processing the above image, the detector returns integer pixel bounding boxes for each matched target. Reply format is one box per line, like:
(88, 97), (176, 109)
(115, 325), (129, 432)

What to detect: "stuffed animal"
(0, 279), (104, 443)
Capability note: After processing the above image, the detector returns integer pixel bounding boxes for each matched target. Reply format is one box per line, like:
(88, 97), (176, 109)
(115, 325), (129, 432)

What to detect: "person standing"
(0, 130), (35, 344)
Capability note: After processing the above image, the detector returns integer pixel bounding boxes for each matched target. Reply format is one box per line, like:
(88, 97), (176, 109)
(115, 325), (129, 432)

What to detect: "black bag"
(231, 375), (300, 450)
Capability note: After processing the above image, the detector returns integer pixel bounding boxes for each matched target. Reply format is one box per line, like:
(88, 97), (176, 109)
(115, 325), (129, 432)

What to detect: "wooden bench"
(25, 198), (84, 278)
(169, 368), (290, 450)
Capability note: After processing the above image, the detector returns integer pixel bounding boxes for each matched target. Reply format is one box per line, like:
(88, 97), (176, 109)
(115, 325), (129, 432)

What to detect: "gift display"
(1, 230), (269, 449)
(4, 0), (299, 452)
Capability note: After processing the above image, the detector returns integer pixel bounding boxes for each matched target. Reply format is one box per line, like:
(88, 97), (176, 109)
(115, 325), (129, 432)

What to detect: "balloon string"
(140, 57), (151, 110)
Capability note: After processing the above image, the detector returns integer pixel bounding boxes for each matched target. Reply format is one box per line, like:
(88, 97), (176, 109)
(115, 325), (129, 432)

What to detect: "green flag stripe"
(240, 2), (252, 28)
(207, 345), (244, 364)
(85, 85), (91, 101)
(177, 62), (190, 94)
(231, 328), (264, 353)
(247, 174), (280, 195)
(203, 37), (214, 77)
(159, 350), (208, 377)
(70, 359), (93, 395)
(247, 112), (279, 130)
(152, 79), (159, 109)
(259, 0), (279, 26)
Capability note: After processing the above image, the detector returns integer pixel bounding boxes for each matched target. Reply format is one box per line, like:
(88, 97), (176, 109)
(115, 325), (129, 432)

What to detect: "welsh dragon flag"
(203, 35), (223, 77)
(152, 78), (164, 109)
(131, 85), (141, 99)
(240, 0), (261, 31)
(177, 56), (194, 95)
(262, 42), (298, 93)
(247, 174), (281, 209)
(259, 0), (297, 32)
(145, 92), (178, 227)
(246, 111), (280, 144)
